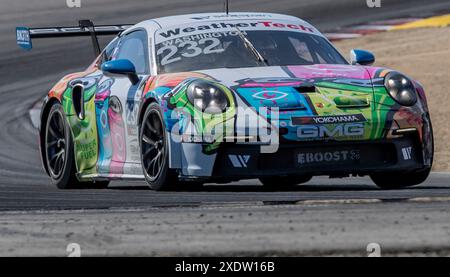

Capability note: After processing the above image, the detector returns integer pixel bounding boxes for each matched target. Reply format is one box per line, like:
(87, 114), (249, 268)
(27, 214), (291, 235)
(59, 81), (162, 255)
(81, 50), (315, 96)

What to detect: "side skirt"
(77, 173), (145, 182)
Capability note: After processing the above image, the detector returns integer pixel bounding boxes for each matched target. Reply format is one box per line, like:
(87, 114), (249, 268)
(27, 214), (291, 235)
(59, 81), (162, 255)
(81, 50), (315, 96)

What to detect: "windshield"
(155, 30), (347, 74)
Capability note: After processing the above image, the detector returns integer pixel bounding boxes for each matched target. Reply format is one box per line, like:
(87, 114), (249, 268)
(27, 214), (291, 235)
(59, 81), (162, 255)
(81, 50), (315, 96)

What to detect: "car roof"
(135, 12), (310, 30)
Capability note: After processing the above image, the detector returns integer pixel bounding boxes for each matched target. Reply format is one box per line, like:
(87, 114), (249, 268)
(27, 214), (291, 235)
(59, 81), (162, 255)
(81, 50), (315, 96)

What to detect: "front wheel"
(140, 103), (179, 191)
(370, 168), (431, 189)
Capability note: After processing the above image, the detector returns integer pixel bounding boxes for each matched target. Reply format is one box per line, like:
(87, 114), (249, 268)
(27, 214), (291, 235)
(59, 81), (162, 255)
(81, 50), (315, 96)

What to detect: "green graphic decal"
(61, 76), (100, 175)
(306, 82), (395, 141)
(168, 80), (236, 154)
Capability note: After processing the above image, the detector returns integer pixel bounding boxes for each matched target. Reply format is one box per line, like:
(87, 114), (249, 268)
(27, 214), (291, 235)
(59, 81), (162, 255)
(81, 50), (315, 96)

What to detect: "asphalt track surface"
(1, 0), (450, 212)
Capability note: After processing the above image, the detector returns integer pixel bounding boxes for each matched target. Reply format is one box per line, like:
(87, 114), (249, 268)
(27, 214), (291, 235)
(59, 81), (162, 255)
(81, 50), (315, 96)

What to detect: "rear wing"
(16, 20), (133, 56)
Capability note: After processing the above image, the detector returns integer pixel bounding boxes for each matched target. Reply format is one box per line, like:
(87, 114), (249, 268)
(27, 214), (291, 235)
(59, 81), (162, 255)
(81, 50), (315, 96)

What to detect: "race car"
(16, 12), (433, 190)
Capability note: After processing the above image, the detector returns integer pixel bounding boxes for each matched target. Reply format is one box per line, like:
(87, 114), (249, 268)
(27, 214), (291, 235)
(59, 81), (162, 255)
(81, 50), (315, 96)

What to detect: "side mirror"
(350, 49), (375, 66)
(101, 59), (139, 85)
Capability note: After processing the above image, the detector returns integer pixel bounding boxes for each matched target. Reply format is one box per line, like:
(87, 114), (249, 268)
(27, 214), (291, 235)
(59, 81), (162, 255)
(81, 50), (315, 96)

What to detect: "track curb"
(325, 13), (450, 41)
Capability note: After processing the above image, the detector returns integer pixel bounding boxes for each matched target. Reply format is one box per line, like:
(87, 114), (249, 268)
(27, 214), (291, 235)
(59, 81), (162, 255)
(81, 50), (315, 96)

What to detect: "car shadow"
(201, 184), (379, 192)
(108, 182), (447, 192)
(109, 183), (381, 192)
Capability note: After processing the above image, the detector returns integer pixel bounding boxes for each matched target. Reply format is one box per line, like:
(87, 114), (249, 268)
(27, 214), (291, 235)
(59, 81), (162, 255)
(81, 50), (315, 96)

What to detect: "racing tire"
(140, 103), (179, 191)
(44, 103), (110, 190)
(259, 175), (312, 190)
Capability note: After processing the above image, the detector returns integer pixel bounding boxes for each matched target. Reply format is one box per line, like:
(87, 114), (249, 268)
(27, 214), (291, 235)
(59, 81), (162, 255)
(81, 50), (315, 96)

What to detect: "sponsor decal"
(160, 32), (241, 47)
(159, 23), (260, 39)
(298, 150), (361, 165)
(259, 21), (315, 32)
(297, 123), (365, 139)
(292, 114), (366, 125)
(16, 27), (32, 50)
(229, 155), (251, 168)
(157, 21), (316, 40)
(402, 146), (413, 160)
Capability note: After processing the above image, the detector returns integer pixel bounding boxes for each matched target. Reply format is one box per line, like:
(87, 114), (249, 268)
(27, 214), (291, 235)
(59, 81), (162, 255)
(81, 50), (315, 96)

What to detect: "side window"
(102, 38), (119, 63)
(114, 30), (149, 74)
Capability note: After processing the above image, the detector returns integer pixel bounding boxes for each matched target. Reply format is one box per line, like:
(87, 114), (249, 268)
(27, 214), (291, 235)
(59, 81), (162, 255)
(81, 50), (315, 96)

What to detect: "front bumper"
(176, 135), (428, 180)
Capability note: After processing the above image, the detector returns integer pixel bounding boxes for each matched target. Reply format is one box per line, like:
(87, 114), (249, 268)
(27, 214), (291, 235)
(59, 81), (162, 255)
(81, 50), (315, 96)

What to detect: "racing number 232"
(157, 38), (225, 66)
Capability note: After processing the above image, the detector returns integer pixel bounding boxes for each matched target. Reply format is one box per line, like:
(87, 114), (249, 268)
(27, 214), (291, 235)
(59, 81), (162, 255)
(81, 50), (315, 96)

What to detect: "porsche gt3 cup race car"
(16, 12), (434, 190)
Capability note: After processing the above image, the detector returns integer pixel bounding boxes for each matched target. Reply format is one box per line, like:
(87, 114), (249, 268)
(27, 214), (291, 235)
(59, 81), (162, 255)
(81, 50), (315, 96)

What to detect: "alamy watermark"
(169, 107), (280, 154)
(367, 243), (382, 257)
(67, 243), (81, 257)
(66, 0), (81, 8)
(366, 0), (382, 8)
(168, 107), (367, 154)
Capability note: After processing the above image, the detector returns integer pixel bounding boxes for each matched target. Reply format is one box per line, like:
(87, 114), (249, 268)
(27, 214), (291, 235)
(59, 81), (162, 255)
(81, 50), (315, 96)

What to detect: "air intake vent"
(294, 85), (316, 93)
(72, 83), (85, 120)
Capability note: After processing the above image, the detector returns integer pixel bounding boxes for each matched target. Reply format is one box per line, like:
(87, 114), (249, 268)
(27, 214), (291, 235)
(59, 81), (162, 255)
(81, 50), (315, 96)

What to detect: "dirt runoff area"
(334, 27), (450, 172)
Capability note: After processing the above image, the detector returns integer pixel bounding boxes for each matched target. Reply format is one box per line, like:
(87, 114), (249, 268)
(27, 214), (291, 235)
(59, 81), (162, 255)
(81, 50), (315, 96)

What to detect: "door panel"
(97, 29), (151, 176)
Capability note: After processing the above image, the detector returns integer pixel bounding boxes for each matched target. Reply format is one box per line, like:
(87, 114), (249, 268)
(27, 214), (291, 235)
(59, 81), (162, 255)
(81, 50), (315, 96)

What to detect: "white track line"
(349, 25), (394, 31)
(325, 33), (363, 40)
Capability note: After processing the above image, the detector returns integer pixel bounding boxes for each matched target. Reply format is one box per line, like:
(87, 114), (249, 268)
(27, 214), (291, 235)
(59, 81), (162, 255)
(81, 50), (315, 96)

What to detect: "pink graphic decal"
(241, 81), (303, 88)
(96, 79), (114, 101)
(108, 96), (126, 174)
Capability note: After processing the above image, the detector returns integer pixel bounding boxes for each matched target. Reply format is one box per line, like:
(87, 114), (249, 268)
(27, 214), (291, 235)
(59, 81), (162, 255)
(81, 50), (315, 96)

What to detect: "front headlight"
(384, 72), (417, 106)
(187, 80), (229, 114)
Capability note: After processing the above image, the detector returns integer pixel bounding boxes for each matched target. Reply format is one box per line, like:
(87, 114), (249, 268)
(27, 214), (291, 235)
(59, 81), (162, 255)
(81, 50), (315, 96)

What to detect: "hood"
(148, 65), (391, 112)
(196, 65), (384, 112)
(149, 64), (386, 93)
(199, 64), (376, 85)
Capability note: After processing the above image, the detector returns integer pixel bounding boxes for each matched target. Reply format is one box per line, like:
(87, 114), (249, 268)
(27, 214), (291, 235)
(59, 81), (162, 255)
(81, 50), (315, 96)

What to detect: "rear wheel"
(371, 168), (431, 189)
(44, 103), (109, 189)
(259, 175), (312, 190)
